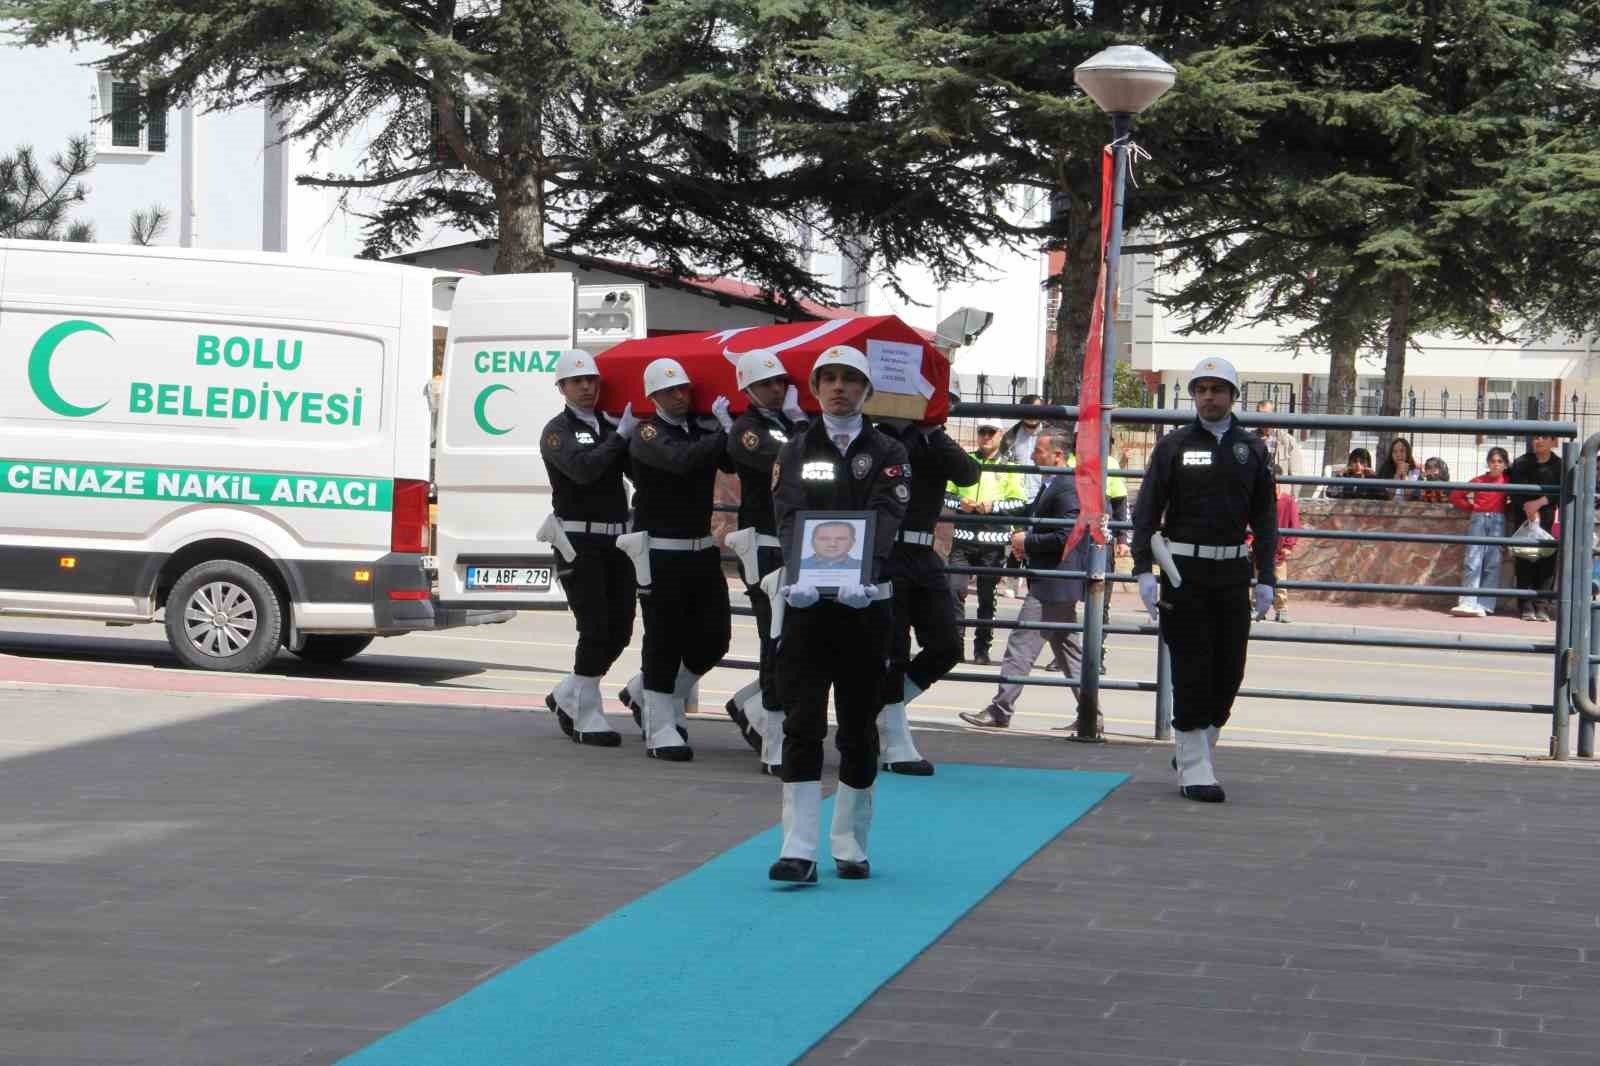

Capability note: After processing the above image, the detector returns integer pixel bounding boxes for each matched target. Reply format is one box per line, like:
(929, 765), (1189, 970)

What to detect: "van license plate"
(466, 567), (552, 591)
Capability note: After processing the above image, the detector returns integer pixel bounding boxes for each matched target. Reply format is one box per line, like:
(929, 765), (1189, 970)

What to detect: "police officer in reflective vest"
(537, 350), (635, 747)
(617, 357), (734, 762)
(723, 349), (808, 774)
(873, 411), (980, 776)
(769, 345), (909, 883)
(1131, 357), (1277, 803)
(946, 418), (1027, 665)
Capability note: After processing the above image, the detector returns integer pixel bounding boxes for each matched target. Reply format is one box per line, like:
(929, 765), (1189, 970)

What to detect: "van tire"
(290, 635), (375, 664)
(164, 560), (284, 673)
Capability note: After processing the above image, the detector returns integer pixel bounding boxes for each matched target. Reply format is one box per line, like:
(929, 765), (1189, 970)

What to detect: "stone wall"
(1290, 499), (1493, 609)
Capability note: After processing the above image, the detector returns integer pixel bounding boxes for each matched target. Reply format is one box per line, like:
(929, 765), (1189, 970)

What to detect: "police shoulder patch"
(894, 483), (910, 502)
(1233, 442), (1249, 464)
(545, 432), (562, 449)
(741, 429), (761, 452)
(852, 454), (873, 479)
(639, 423), (658, 442)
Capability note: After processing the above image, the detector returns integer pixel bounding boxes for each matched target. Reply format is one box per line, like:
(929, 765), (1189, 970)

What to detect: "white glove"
(835, 583), (876, 609)
(782, 584), (819, 609)
(1138, 572), (1160, 622)
(1254, 583), (1274, 620)
(782, 384), (806, 423)
(611, 402), (638, 437)
(711, 395), (734, 431)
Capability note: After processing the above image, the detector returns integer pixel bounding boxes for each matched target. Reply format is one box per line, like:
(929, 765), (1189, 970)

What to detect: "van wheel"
(164, 560), (283, 673)
(290, 635), (375, 664)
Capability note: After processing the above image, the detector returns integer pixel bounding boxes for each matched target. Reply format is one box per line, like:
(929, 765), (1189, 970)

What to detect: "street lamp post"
(1071, 45), (1174, 741)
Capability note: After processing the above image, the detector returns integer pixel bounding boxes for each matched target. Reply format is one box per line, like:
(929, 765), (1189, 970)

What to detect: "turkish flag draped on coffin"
(593, 315), (952, 423)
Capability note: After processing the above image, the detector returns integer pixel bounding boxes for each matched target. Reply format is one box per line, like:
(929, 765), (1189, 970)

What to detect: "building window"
(96, 74), (167, 153)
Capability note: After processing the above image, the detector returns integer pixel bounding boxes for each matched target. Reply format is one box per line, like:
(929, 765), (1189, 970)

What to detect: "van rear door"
(433, 273), (573, 607)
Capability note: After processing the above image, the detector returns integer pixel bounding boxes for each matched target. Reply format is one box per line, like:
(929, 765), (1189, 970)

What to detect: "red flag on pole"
(1064, 145), (1116, 557)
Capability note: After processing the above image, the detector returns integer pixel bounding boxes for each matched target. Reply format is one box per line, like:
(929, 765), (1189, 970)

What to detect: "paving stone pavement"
(2, 685), (1599, 1065)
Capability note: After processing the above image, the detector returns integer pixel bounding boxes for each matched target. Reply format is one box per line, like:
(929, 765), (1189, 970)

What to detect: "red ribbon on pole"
(1064, 145), (1116, 557)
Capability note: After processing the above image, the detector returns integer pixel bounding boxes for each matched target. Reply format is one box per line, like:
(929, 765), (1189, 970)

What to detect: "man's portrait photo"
(790, 513), (873, 591)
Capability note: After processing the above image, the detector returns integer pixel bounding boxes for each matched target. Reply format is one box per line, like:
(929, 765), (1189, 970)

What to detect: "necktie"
(833, 433), (850, 453)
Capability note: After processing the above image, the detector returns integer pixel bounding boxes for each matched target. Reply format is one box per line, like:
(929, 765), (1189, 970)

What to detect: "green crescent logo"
(29, 320), (112, 417)
(474, 384), (514, 435)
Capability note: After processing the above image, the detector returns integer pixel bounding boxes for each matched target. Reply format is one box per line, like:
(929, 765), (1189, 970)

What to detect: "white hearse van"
(0, 241), (566, 671)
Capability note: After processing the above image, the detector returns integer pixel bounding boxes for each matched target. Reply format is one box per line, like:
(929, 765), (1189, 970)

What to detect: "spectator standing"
(1376, 437), (1423, 500)
(1419, 457), (1452, 503)
(947, 421), (1026, 664)
(1449, 447), (1509, 618)
(1506, 433), (1562, 622)
(1270, 464), (1299, 622)
(1254, 399), (1303, 491)
(998, 395), (1047, 598)
(1327, 448), (1390, 500)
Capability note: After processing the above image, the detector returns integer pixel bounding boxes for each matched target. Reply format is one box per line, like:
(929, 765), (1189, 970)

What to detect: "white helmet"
(1188, 356), (1239, 396)
(643, 357), (692, 397)
(809, 344), (874, 397)
(735, 348), (789, 392)
(552, 348), (600, 385)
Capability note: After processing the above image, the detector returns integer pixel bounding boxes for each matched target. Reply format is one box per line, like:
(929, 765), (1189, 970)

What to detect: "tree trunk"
(493, 165), (555, 275)
(1046, 182), (1101, 406)
(1378, 268), (1412, 471)
(1322, 331), (1361, 476)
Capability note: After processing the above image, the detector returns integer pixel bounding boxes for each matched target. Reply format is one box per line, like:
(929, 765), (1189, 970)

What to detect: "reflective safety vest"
(946, 452), (1026, 544)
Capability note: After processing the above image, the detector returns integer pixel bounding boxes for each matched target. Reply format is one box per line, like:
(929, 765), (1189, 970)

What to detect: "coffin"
(593, 316), (950, 423)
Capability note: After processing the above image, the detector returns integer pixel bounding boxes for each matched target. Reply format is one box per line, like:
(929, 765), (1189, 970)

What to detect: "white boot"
(620, 672), (645, 729)
(761, 709), (785, 775)
(1174, 727), (1224, 802)
(879, 679), (932, 775)
(769, 781), (821, 883)
(569, 675), (620, 746)
(642, 689), (692, 761)
(830, 783), (874, 878)
(671, 664), (698, 737)
(545, 674), (579, 736)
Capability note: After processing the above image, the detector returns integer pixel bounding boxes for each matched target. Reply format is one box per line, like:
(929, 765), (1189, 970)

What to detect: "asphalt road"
(0, 585), (1564, 762)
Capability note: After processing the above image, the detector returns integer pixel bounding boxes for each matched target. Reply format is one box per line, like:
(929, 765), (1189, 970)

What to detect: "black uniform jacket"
(538, 406), (630, 524)
(728, 407), (804, 535)
(1020, 475), (1089, 605)
(1505, 450), (1561, 533)
(1131, 418), (1277, 585)
(629, 414), (732, 539)
(874, 423), (979, 535)
(774, 421), (909, 585)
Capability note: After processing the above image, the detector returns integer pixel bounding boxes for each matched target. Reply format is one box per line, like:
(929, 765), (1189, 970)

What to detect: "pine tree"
(0, 137), (94, 242)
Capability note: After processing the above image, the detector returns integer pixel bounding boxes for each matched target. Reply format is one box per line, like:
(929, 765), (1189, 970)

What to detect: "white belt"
(1166, 541), (1247, 560)
(650, 536), (716, 552)
(899, 530), (935, 546)
(754, 533), (782, 548)
(561, 520), (629, 536)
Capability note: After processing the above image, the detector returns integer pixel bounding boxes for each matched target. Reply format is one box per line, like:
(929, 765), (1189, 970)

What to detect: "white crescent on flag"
(713, 318), (859, 367)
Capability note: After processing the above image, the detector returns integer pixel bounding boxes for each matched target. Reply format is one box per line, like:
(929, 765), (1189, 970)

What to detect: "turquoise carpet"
(339, 763), (1126, 1066)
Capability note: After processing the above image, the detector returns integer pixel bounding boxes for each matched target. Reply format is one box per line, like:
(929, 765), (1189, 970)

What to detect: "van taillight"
(390, 479), (430, 554)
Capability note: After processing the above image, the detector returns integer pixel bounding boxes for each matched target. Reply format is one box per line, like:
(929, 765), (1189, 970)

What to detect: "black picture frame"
(783, 510), (877, 595)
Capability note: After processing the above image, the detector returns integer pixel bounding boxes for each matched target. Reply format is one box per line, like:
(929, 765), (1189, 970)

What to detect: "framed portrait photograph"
(784, 510), (876, 594)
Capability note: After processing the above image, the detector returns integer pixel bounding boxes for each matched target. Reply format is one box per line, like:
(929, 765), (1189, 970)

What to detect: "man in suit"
(959, 429), (1091, 729)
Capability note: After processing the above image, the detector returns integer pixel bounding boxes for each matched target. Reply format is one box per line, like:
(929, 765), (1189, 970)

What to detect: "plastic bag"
(1509, 518), (1557, 560)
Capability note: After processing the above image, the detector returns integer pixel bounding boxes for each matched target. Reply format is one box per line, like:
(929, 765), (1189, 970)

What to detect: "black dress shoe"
(546, 693), (575, 739)
(972, 651), (992, 666)
(1042, 657), (1062, 672)
(835, 858), (871, 880)
(882, 758), (935, 776)
(724, 698), (763, 752)
(1180, 784), (1226, 803)
(958, 706), (1010, 729)
(574, 727), (622, 748)
(769, 858), (818, 884)
(647, 744), (693, 762)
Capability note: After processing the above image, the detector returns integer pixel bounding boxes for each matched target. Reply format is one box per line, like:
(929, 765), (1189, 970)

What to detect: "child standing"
(1272, 464), (1299, 622)
(1449, 447), (1510, 617)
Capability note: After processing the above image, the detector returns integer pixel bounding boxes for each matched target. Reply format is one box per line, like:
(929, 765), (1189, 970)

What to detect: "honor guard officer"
(873, 411), (980, 776)
(537, 350), (636, 746)
(722, 349), (809, 774)
(1131, 357), (1276, 803)
(769, 345), (909, 884)
(618, 357), (735, 762)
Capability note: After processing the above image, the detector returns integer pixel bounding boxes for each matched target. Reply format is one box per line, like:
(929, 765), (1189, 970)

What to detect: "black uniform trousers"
(1513, 547), (1559, 613)
(742, 545), (785, 711)
(555, 536), (636, 678)
(778, 598), (892, 789)
(639, 547), (731, 693)
(1158, 555), (1252, 732)
(947, 540), (1005, 656)
(886, 546), (963, 697)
